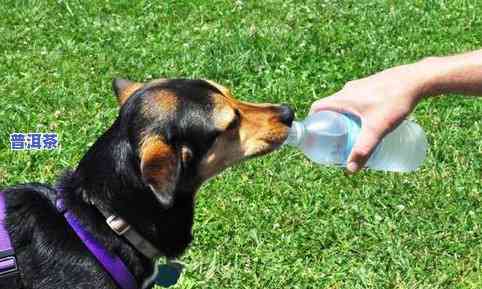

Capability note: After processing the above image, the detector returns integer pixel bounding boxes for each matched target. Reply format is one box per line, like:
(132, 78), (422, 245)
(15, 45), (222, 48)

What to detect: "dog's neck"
(57, 120), (195, 280)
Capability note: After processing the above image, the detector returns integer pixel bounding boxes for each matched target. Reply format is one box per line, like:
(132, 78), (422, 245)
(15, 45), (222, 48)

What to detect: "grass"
(0, 0), (481, 288)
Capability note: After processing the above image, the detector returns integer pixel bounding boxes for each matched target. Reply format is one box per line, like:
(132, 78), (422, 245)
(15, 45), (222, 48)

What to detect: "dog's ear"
(140, 135), (180, 207)
(112, 78), (143, 106)
(203, 79), (232, 97)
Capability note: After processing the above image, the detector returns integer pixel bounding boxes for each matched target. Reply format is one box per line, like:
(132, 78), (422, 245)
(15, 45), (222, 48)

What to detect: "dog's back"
(3, 183), (116, 289)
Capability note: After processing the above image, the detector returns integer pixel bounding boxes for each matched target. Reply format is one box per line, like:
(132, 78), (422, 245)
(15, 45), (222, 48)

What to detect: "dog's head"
(113, 78), (294, 207)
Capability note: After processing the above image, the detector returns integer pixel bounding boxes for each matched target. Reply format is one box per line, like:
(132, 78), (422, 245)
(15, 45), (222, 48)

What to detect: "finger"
(346, 125), (384, 173)
(309, 94), (354, 115)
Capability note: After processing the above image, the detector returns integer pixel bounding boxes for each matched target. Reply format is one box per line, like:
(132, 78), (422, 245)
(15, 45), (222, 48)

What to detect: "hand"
(310, 63), (430, 173)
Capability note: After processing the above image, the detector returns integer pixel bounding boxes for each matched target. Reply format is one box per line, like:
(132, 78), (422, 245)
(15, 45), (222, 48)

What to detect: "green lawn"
(1, 1), (481, 288)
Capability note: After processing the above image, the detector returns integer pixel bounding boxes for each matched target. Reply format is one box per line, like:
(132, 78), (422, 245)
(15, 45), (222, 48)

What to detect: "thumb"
(346, 124), (384, 173)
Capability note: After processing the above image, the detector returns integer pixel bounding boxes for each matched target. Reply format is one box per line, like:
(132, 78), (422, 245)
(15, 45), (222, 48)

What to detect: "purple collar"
(55, 198), (138, 289)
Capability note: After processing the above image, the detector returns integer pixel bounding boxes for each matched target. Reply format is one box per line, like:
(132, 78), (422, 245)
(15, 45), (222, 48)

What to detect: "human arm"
(310, 49), (482, 173)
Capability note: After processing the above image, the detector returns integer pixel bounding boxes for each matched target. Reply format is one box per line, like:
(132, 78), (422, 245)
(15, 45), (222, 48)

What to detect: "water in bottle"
(283, 111), (428, 172)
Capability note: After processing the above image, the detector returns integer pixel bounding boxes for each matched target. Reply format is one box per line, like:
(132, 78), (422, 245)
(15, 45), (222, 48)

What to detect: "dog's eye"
(226, 109), (240, 131)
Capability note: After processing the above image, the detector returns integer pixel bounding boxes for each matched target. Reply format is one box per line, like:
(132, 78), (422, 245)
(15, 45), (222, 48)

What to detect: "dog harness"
(0, 191), (21, 287)
(56, 198), (138, 289)
(0, 190), (182, 289)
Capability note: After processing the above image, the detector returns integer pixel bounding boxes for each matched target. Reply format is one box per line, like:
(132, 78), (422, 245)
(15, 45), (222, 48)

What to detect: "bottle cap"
(283, 121), (304, 146)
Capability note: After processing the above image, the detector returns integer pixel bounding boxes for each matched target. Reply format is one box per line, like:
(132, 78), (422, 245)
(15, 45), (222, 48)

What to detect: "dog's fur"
(2, 79), (293, 289)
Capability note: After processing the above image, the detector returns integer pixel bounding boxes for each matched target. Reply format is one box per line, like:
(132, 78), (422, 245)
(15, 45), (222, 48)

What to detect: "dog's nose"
(278, 104), (295, 126)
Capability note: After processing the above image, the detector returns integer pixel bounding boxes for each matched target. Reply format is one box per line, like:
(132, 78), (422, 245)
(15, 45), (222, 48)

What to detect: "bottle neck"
(283, 121), (304, 147)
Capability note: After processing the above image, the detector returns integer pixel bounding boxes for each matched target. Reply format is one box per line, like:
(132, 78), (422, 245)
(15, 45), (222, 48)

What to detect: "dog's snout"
(278, 104), (294, 126)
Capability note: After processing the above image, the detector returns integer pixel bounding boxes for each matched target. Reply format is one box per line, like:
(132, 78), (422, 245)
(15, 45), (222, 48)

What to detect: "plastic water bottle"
(283, 111), (428, 172)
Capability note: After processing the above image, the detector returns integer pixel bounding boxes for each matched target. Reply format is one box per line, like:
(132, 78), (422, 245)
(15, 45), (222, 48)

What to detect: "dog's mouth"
(196, 121), (291, 182)
(264, 135), (288, 150)
(248, 126), (290, 157)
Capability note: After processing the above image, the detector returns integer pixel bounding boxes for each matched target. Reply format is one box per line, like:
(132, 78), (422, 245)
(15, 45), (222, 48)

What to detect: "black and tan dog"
(2, 79), (294, 288)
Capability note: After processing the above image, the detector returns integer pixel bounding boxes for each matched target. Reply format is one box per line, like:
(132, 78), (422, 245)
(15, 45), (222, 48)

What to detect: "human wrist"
(412, 52), (482, 97)
(410, 57), (447, 99)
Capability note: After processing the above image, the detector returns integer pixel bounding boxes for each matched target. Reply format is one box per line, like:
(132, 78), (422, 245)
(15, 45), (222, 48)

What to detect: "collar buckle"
(106, 215), (131, 236)
(0, 256), (19, 277)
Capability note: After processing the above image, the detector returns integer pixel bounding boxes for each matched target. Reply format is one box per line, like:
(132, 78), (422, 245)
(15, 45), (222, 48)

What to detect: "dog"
(1, 78), (294, 289)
